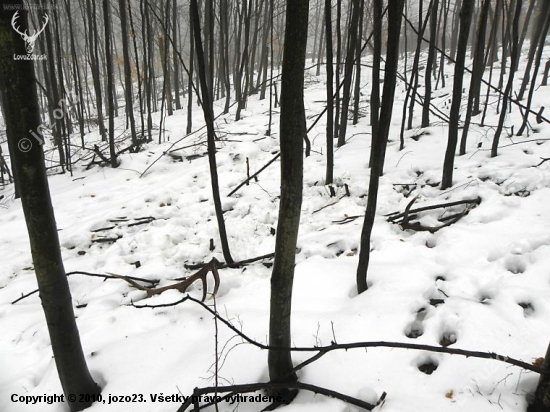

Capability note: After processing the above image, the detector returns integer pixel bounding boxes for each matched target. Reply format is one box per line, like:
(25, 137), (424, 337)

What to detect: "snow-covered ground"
(1, 49), (550, 412)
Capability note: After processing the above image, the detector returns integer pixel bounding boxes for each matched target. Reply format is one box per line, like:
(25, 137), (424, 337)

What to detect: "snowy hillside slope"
(1, 47), (550, 412)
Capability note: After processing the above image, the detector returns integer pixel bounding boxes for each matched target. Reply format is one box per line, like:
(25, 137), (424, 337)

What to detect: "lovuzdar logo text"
(11, 11), (48, 60)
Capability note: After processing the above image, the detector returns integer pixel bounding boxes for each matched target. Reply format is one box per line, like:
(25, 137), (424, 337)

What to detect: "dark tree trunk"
(517, 0), (549, 101)
(44, 2), (65, 168)
(316, 5), (326, 76)
(353, 0), (364, 125)
(220, 0), (232, 111)
(103, 0), (117, 167)
(490, 0), (522, 157)
(459, 0), (490, 155)
(173, 1), (182, 110)
(325, 0), (334, 185)
(140, 0), (153, 142)
(268, 0), (309, 394)
(160, 35), (174, 118)
(356, 0), (405, 294)
(87, 0), (107, 142)
(399, 0), (431, 150)
(407, 0), (430, 131)
(337, 0), (361, 146)
(0, 5), (100, 411)
(236, 0), (252, 121)
(369, 0), (381, 166)
(266, 0), (274, 136)
(543, 59), (550, 86)
(517, 3), (550, 136)
(334, 0), (342, 142)
(258, 0), (270, 99)
(187, 16), (195, 135)
(515, 0), (536, 72)
(119, 0), (137, 144)
(190, 0), (234, 265)
(422, 0), (439, 128)
(205, 0), (214, 102)
(441, 0), (474, 189)
(529, 342), (550, 412)
(450, 0), (460, 59)
(128, 0), (144, 138)
(64, 0), (86, 148)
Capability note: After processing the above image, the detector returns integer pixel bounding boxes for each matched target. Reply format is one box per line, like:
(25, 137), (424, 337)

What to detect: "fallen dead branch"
(177, 382), (384, 411)
(91, 216), (163, 233)
(332, 215), (363, 225)
(132, 294), (541, 374)
(130, 292), (540, 410)
(184, 253), (275, 271)
(11, 271), (158, 304)
(91, 235), (122, 243)
(387, 196), (481, 233)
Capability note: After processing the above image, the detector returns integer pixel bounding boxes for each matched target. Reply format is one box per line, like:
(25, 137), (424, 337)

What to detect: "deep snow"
(1, 46), (550, 412)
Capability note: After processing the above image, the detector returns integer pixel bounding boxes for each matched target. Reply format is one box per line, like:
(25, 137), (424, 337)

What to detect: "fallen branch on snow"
(11, 271), (158, 304)
(132, 294), (541, 374)
(184, 253), (275, 271)
(387, 196), (481, 233)
(177, 382), (385, 411)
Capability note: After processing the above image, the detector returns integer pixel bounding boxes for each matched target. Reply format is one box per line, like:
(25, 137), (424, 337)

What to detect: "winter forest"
(0, 0), (550, 411)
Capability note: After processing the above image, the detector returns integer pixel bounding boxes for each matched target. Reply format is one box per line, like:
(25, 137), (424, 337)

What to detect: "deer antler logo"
(11, 11), (49, 54)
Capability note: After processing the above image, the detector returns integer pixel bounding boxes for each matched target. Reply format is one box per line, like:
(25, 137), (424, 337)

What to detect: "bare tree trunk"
(139, 0), (152, 141)
(64, 0), (86, 148)
(187, 15), (195, 135)
(128, 0), (144, 139)
(517, 3), (550, 136)
(337, 0), (361, 146)
(353, 0), (364, 125)
(190, 0), (234, 265)
(325, 0), (334, 185)
(44, 1), (66, 168)
(0, 6), (101, 410)
(515, 0), (536, 72)
(220, 0), (232, 111)
(407, 0), (430, 131)
(119, 0), (137, 144)
(236, 0), (252, 121)
(421, 0), (439, 128)
(103, 0), (117, 167)
(441, 0), (474, 189)
(369, 0), (381, 166)
(517, 0), (549, 101)
(460, 0), (490, 154)
(490, 0), (522, 157)
(268, 0), (309, 399)
(334, 0), (342, 142)
(529, 342), (550, 412)
(357, 0), (405, 294)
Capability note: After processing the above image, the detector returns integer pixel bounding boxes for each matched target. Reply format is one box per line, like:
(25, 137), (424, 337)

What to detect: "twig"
(312, 194), (347, 214)
(534, 157), (550, 167)
(332, 215), (363, 225)
(227, 153), (280, 197)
